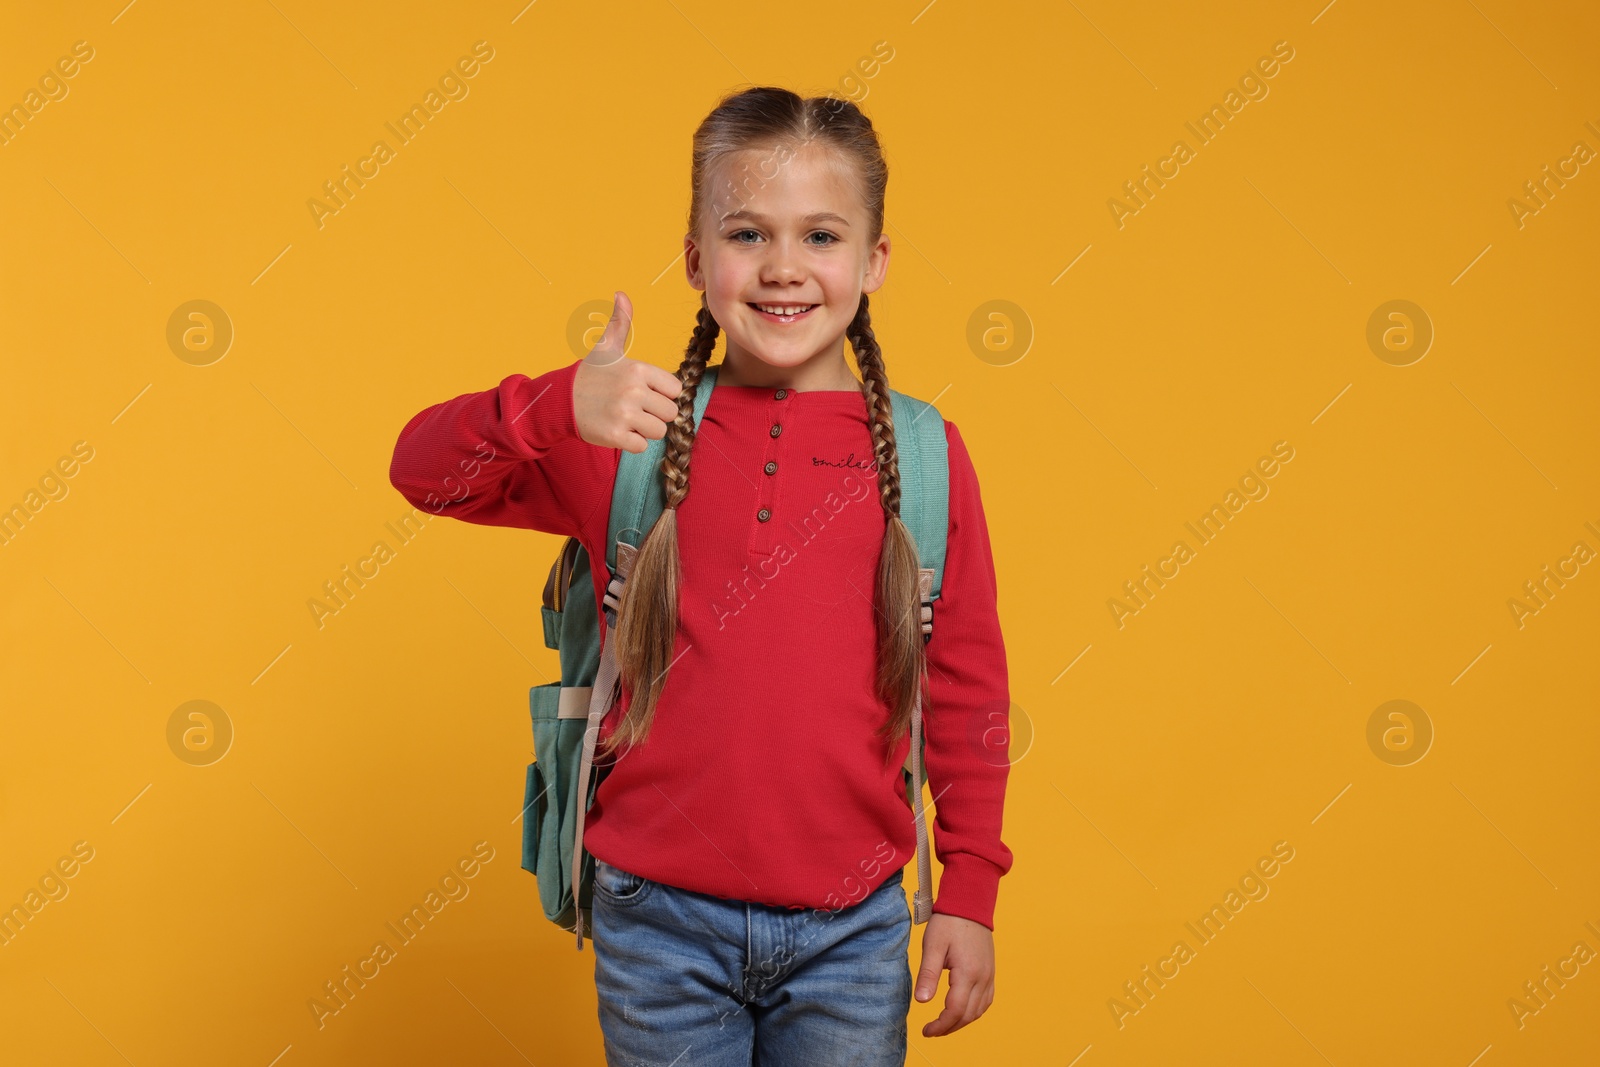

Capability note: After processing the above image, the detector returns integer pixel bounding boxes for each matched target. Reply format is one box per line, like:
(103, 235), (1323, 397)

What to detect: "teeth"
(754, 303), (815, 316)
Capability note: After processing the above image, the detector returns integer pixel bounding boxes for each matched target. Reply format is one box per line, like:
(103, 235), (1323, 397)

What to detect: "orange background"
(3, 1), (1598, 1064)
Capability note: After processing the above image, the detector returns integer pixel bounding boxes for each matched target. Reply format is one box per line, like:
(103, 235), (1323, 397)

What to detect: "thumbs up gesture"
(573, 291), (686, 454)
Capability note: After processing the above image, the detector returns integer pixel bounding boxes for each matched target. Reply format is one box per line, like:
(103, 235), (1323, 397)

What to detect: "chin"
(730, 345), (802, 369)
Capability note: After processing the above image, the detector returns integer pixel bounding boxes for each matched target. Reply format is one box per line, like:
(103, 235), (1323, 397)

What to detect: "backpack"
(518, 364), (951, 950)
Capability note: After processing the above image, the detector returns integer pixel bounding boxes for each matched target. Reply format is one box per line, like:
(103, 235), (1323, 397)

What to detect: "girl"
(389, 86), (1012, 1065)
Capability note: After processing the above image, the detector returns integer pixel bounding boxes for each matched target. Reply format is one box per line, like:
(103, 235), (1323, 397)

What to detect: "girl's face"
(685, 143), (890, 386)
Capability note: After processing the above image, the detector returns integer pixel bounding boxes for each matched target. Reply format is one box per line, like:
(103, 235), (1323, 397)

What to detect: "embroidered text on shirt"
(811, 452), (879, 472)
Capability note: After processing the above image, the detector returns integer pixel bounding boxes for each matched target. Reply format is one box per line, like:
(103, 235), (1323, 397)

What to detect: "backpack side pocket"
(527, 680), (602, 931)
(520, 760), (548, 877)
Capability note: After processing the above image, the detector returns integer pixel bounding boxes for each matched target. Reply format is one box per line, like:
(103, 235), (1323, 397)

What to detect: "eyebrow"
(718, 210), (852, 228)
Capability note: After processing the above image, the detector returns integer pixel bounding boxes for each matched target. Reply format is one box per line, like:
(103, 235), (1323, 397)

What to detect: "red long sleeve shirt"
(388, 358), (1014, 929)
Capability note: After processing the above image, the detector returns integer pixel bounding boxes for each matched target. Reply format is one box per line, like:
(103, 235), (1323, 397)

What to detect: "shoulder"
(941, 417), (968, 455)
(885, 387), (959, 448)
(940, 419), (983, 501)
(879, 383), (979, 478)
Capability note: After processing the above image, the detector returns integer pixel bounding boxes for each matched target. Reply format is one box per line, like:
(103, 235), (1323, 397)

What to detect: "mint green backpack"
(519, 365), (951, 950)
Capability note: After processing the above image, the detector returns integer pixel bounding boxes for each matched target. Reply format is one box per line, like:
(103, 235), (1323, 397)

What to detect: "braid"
(599, 294), (721, 760)
(663, 297), (720, 509)
(849, 294), (902, 518)
(848, 293), (927, 754)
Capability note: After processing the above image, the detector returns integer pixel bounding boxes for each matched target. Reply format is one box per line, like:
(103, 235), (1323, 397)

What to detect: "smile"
(748, 302), (818, 323)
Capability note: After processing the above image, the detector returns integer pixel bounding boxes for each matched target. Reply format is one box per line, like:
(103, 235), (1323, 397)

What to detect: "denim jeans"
(591, 858), (912, 1066)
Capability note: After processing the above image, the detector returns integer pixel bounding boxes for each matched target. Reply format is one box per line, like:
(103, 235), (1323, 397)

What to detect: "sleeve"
(921, 419), (1015, 931)
(387, 357), (619, 538)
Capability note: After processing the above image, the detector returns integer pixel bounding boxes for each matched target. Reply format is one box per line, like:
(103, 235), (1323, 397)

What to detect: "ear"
(684, 234), (705, 291)
(861, 231), (891, 295)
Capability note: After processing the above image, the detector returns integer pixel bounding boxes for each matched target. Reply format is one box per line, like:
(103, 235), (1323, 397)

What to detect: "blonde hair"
(599, 86), (924, 767)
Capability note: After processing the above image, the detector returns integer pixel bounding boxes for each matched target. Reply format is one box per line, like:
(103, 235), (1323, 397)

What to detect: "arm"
(387, 357), (619, 537)
(921, 419), (1014, 931)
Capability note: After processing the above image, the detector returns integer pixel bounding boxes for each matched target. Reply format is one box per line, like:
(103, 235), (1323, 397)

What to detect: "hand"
(573, 291), (684, 454)
(914, 912), (995, 1037)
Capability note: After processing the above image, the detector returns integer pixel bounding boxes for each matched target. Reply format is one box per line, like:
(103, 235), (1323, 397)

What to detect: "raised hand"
(573, 291), (685, 454)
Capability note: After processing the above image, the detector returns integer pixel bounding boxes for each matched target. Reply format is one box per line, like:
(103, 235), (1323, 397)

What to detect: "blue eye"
(728, 230), (840, 245)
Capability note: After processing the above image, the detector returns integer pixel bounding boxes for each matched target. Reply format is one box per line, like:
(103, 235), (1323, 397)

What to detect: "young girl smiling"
(389, 85), (1013, 1065)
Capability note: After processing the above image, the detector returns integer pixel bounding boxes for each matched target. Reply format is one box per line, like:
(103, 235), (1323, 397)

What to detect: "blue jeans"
(591, 858), (912, 1066)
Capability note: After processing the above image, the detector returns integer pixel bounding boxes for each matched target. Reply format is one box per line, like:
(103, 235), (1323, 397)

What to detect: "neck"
(716, 345), (859, 392)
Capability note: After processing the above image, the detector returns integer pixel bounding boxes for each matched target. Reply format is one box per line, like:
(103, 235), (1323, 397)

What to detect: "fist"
(573, 291), (685, 454)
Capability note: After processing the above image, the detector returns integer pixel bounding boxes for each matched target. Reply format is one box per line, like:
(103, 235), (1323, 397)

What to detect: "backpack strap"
(569, 540), (635, 950)
(884, 387), (948, 925)
(885, 388), (949, 598)
(907, 568), (936, 923)
(606, 366), (720, 570)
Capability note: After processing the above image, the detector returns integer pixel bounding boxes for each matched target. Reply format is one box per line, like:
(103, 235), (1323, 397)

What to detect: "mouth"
(748, 302), (819, 323)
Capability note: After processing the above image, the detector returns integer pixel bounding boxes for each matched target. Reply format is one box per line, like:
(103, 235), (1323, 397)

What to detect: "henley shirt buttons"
(764, 461), (777, 475)
(757, 508), (771, 522)
(775, 389), (787, 400)
(770, 424), (782, 437)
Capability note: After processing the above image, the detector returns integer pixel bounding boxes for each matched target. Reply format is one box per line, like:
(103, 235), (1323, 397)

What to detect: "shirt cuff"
(502, 357), (582, 457)
(931, 853), (1006, 931)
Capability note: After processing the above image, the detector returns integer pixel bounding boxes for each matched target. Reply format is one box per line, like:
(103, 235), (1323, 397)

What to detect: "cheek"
(702, 256), (743, 297)
(703, 275), (750, 325)
(816, 266), (861, 304)
(709, 279), (746, 317)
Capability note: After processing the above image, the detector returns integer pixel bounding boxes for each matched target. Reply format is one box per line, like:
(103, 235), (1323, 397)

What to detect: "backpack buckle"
(603, 541), (641, 623)
(603, 575), (625, 621)
(918, 568), (935, 644)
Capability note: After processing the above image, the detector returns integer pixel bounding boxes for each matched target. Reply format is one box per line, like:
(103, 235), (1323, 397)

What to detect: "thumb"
(915, 946), (946, 1002)
(602, 290), (633, 353)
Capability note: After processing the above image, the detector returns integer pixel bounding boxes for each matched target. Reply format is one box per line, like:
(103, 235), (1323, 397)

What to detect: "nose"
(759, 234), (806, 285)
